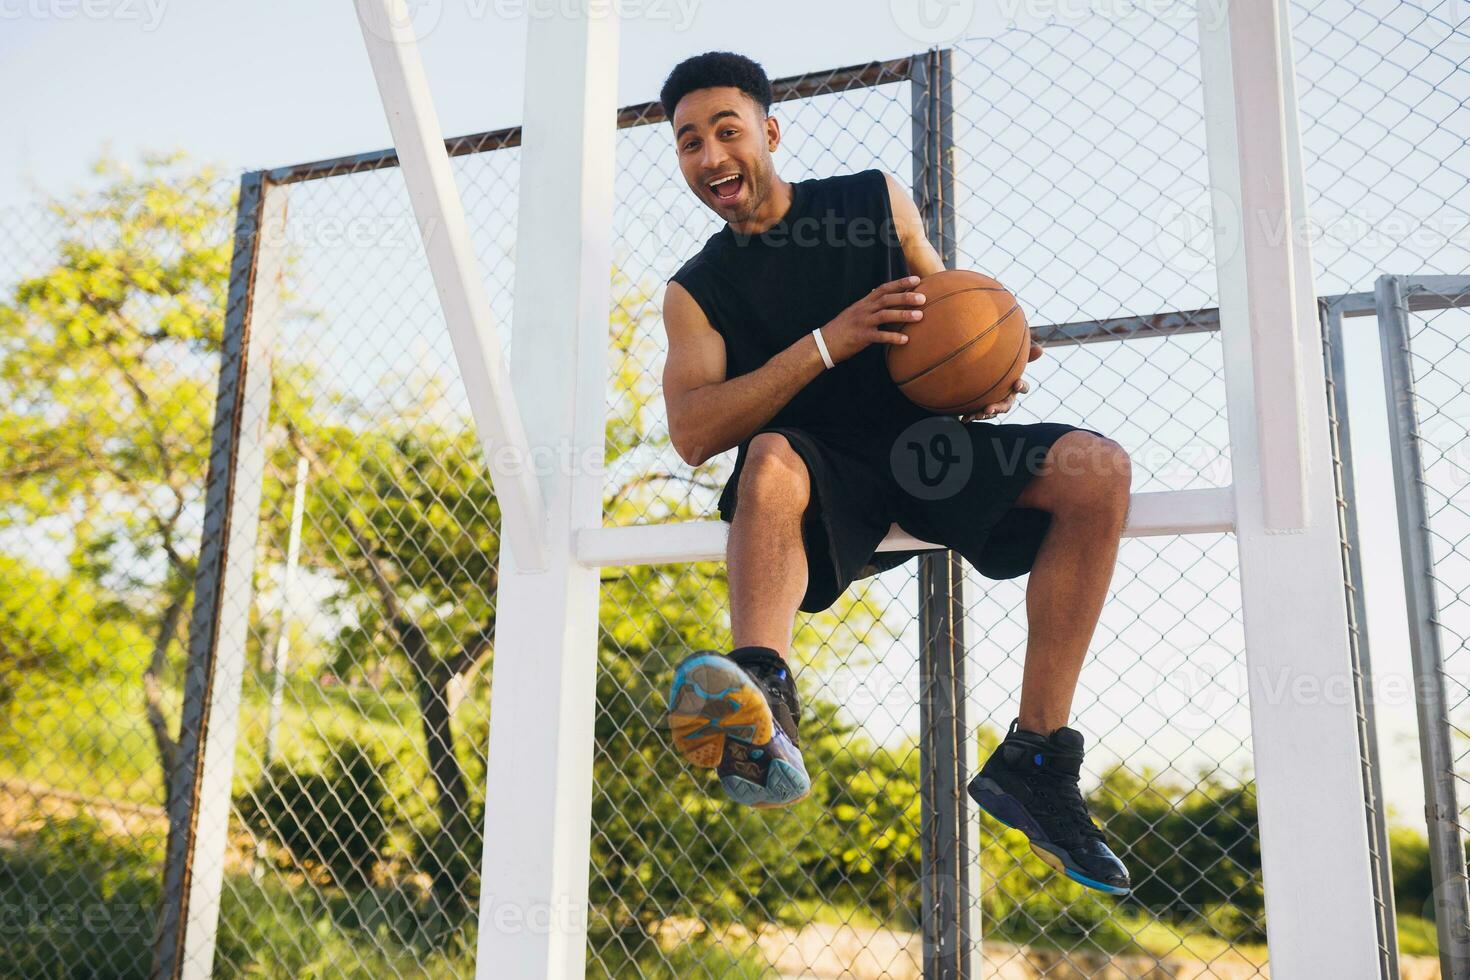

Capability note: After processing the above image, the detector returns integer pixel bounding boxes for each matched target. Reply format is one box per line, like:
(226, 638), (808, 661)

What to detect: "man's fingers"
(1027, 342), (1044, 362)
(875, 308), (923, 325)
(875, 275), (922, 294)
(870, 328), (910, 345)
(983, 397), (1015, 416)
(875, 291), (926, 308)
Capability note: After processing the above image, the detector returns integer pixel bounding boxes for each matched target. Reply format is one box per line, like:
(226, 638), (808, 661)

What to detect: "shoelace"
(1031, 767), (1105, 845)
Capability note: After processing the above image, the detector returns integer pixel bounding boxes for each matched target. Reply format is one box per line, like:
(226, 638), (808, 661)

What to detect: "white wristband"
(811, 327), (835, 370)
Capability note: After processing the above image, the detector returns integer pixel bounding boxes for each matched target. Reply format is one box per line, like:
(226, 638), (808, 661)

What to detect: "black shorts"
(717, 418), (1102, 613)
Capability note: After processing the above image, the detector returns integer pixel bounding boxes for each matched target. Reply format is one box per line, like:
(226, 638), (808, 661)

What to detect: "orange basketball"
(886, 269), (1031, 415)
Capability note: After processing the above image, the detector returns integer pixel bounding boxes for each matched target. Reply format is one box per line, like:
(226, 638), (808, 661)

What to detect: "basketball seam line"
(922, 284), (1009, 302)
(930, 325), (1031, 414)
(891, 301), (1022, 387)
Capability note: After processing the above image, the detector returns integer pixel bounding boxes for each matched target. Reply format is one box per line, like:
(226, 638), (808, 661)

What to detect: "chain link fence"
(0, 0), (1465, 977)
(1395, 284), (1470, 979)
(1293, 0), (1470, 976)
(0, 157), (234, 978)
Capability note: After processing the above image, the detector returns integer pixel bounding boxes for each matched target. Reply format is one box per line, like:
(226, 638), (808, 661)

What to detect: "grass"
(1110, 910), (1267, 965)
(0, 811), (765, 980)
(0, 672), (489, 809)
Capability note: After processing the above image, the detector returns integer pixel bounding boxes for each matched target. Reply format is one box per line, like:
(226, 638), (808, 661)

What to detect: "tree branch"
(142, 586), (190, 789)
(605, 469), (723, 512)
(285, 421), (405, 623)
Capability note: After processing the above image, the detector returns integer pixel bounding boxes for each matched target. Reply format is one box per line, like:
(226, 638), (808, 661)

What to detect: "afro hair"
(659, 51), (773, 124)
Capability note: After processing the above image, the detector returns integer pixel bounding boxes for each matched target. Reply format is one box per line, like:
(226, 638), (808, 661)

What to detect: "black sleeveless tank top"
(669, 169), (930, 484)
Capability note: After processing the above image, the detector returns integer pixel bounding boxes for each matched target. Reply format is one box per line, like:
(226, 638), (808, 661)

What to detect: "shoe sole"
(721, 737), (812, 810)
(667, 654), (810, 809)
(969, 776), (1131, 896)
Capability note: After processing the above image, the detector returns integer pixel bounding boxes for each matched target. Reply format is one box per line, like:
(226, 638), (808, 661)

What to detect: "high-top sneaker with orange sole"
(667, 646), (810, 809)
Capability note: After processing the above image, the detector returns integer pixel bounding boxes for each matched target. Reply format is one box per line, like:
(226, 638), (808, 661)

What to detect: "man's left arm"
(883, 172), (1042, 420)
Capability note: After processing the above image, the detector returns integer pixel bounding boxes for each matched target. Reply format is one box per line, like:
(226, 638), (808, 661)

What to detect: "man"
(658, 51), (1133, 895)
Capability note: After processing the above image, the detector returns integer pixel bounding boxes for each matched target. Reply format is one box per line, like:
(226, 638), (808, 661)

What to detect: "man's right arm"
(661, 276), (926, 467)
(662, 281), (825, 467)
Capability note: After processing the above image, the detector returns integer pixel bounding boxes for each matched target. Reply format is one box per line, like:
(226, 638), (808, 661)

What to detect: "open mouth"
(708, 173), (744, 204)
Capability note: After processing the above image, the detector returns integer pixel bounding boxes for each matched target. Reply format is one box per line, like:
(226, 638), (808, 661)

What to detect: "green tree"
(0, 553), (152, 709)
(0, 153), (231, 811)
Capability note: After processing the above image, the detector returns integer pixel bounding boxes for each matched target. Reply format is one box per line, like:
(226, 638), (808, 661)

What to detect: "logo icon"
(355, 0), (444, 44)
(891, 416), (974, 501)
(1149, 641), (1246, 736)
(1450, 0), (1470, 51)
(888, 0), (975, 44)
(1150, 184), (1239, 277)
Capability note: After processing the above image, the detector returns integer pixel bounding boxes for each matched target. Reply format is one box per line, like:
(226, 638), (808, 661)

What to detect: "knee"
(1045, 433), (1132, 518)
(738, 433), (810, 512)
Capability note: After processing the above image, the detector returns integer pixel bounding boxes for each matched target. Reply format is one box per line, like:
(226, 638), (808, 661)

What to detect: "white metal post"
(354, 0), (549, 572)
(153, 174), (288, 980)
(1198, 0), (1380, 974)
(263, 454), (309, 767)
(475, 8), (619, 980)
(253, 453), (309, 883)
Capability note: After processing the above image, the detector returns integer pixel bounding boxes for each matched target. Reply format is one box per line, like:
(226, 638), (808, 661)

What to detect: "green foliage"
(0, 816), (162, 979)
(0, 675), (167, 805)
(0, 153), (230, 589)
(1087, 765), (1265, 941)
(242, 741), (394, 889)
(0, 154), (1330, 976)
(1390, 823), (1434, 921)
(1396, 912), (1440, 958)
(0, 553), (151, 707)
(297, 420), (500, 682)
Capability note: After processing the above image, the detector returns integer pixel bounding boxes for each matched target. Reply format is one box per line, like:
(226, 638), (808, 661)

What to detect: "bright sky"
(2, 0), (1464, 831)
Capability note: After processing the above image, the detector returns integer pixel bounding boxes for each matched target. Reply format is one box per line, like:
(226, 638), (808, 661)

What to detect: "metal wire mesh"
(2, 0), (1464, 975)
(0, 43), (1261, 980)
(1374, 278), (1470, 978)
(1402, 296), (1470, 798)
(216, 148), (523, 975)
(592, 21), (1264, 979)
(1291, 0), (1470, 973)
(0, 158), (235, 978)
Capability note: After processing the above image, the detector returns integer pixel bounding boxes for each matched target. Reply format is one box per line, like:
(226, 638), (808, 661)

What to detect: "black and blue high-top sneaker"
(667, 646), (810, 809)
(968, 719), (1131, 895)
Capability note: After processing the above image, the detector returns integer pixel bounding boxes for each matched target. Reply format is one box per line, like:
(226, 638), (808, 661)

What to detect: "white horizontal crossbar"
(575, 487), (1234, 567)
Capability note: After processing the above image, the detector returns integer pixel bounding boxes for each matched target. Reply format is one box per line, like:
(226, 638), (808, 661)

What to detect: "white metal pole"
(153, 175), (288, 980)
(353, 0), (549, 572)
(476, 6), (619, 980)
(253, 453), (309, 883)
(263, 454), (309, 767)
(1218, 0), (1311, 532)
(1199, 1), (1380, 974)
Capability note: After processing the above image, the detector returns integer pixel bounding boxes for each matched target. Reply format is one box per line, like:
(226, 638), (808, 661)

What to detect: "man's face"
(671, 86), (777, 223)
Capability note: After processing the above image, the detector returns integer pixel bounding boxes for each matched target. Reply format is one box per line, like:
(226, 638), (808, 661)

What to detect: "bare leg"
(1010, 432), (1132, 735)
(727, 433), (811, 659)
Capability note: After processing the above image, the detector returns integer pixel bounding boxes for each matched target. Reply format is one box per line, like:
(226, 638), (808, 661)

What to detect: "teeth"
(709, 175), (739, 188)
